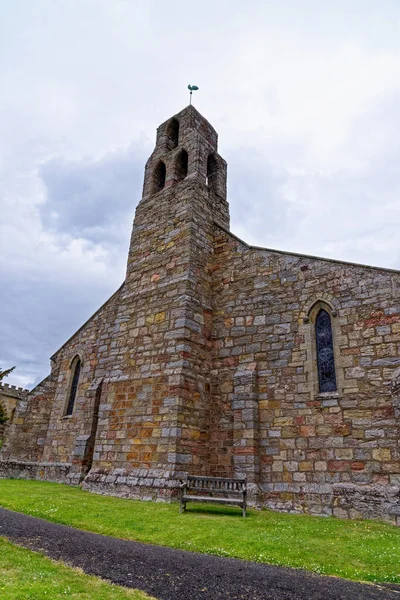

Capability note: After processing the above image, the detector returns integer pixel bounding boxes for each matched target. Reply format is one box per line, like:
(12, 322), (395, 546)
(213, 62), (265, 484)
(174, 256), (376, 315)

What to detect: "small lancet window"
(207, 153), (218, 191)
(166, 118), (179, 150)
(175, 149), (188, 183)
(315, 309), (337, 393)
(152, 161), (166, 193)
(65, 357), (81, 416)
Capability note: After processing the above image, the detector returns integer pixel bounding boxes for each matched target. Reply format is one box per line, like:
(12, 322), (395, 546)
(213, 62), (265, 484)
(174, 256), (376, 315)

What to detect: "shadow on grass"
(181, 503), (249, 518)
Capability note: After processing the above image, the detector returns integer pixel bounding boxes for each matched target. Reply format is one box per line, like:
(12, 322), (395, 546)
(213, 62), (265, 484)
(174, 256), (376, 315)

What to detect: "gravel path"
(0, 507), (398, 599)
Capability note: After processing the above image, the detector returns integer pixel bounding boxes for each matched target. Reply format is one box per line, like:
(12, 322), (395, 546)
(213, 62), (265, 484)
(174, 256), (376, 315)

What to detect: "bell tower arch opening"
(140, 105), (230, 229)
(166, 117), (179, 150)
(152, 160), (166, 194)
(207, 153), (218, 191)
(174, 148), (188, 184)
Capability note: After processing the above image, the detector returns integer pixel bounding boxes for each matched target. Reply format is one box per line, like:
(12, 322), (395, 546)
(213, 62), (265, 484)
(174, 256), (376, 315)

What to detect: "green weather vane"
(188, 84), (199, 105)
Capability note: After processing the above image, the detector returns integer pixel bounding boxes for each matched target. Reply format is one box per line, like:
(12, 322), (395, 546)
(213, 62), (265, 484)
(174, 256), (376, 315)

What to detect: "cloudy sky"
(2, 0), (400, 389)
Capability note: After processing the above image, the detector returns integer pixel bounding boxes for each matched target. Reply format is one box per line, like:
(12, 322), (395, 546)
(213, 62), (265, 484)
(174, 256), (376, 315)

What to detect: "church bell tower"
(84, 106), (230, 493)
(141, 105), (229, 225)
(126, 105), (229, 279)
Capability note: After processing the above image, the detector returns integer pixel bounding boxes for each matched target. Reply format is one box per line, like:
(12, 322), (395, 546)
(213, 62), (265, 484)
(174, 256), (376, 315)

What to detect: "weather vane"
(188, 84), (199, 105)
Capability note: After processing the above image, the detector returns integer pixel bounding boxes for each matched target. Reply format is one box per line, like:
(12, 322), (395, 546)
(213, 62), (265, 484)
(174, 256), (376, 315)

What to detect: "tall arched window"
(315, 309), (337, 392)
(152, 161), (166, 193)
(65, 356), (81, 416)
(175, 149), (188, 183)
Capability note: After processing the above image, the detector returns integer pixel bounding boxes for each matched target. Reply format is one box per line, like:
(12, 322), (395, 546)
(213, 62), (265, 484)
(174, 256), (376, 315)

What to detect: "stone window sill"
(316, 391), (340, 399)
(315, 391), (341, 404)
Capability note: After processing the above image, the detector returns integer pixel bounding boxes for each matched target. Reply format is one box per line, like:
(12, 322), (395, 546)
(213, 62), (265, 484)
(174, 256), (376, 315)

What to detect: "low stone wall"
(261, 482), (333, 517)
(82, 468), (184, 501)
(332, 483), (400, 525)
(0, 460), (73, 484)
(261, 481), (400, 525)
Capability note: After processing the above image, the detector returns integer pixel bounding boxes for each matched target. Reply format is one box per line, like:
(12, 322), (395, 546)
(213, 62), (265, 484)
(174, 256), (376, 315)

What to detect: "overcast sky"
(2, 0), (400, 389)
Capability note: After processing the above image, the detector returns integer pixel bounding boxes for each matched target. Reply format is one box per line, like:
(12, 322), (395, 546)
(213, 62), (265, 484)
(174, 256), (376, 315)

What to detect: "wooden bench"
(179, 475), (247, 517)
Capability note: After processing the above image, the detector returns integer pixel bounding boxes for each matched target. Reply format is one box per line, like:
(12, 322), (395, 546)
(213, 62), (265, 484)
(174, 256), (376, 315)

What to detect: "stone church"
(1, 105), (399, 524)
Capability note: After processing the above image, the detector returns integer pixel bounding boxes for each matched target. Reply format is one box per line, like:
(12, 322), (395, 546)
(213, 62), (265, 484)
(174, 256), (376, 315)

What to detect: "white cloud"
(2, 0), (400, 386)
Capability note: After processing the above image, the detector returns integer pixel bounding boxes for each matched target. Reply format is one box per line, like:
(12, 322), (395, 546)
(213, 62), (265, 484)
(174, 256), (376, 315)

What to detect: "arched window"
(152, 161), (166, 193)
(207, 153), (218, 191)
(315, 309), (337, 392)
(65, 356), (81, 416)
(166, 118), (179, 150)
(175, 149), (188, 183)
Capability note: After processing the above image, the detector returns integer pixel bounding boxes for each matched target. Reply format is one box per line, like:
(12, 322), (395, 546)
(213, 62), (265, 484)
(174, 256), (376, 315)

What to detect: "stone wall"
(84, 174), (222, 497)
(0, 385), (29, 450)
(210, 224), (400, 524)
(1, 375), (56, 462)
(0, 460), (72, 484)
(40, 289), (121, 469)
(0, 384), (29, 420)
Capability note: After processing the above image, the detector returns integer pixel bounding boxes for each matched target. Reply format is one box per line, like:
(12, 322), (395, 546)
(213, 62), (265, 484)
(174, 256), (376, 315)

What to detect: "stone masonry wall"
(40, 288), (121, 470)
(0, 288), (122, 483)
(84, 175), (221, 499)
(210, 224), (400, 523)
(0, 384), (29, 448)
(1, 374), (56, 463)
(0, 384), (29, 421)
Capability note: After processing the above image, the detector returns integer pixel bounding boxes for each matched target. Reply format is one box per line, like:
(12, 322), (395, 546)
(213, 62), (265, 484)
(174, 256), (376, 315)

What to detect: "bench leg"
(242, 501), (247, 518)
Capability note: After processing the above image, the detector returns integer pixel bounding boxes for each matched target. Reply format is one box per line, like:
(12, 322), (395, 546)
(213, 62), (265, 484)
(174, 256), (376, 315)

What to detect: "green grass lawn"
(0, 535), (154, 600)
(0, 479), (399, 585)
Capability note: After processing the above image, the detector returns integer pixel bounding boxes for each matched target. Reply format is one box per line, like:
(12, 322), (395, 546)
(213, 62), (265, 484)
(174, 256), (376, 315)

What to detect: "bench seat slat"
(187, 476), (246, 484)
(185, 487), (243, 494)
(182, 495), (243, 505)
